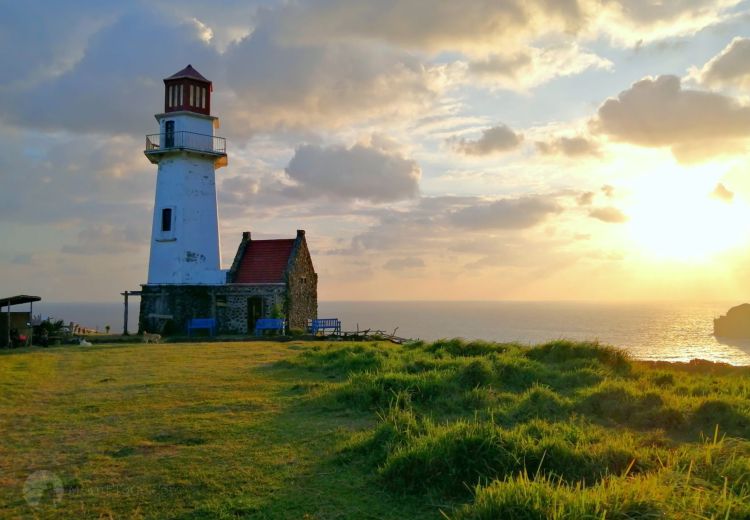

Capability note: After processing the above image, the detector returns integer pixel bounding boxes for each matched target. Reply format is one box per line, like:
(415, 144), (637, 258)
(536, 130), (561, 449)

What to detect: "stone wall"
(139, 284), (286, 335)
(285, 234), (318, 330)
(218, 284), (286, 333)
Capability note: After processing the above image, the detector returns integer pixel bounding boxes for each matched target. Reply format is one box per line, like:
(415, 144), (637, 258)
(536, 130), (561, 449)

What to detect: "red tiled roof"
(234, 239), (296, 283)
(165, 64), (210, 83)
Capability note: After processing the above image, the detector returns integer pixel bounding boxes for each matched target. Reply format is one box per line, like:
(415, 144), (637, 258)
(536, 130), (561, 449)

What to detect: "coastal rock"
(714, 303), (750, 338)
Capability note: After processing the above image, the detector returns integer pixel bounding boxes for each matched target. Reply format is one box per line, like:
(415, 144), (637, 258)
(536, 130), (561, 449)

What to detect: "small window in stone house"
(161, 208), (172, 232)
(300, 276), (306, 284)
(216, 295), (227, 307)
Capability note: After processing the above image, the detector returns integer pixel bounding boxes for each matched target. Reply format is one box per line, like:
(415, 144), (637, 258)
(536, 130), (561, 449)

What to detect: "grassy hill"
(1, 339), (749, 518)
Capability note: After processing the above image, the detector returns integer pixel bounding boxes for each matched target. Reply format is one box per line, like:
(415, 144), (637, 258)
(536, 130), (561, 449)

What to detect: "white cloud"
(274, 0), (584, 55)
(273, 0), (739, 53)
(451, 124), (524, 156)
(468, 44), (612, 90)
(592, 75), (750, 163)
(0, 10), (218, 135)
(0, 130), (152, 224)
(592, 0), (742, 46)
(693, 36), (750, 90)
(383, 257), (425, 271)
(589, 206), (628, 223)
(536, 136), (601, 157)
(283, 139), (421, 203)
(711, 182), (734, 202)
(61, 223), (147, 255)
(222, 11), (447, 134)
(448, 196), (562, 230)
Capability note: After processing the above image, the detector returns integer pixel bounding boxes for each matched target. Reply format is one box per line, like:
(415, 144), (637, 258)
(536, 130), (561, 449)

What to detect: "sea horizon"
(30, 299), (750, 366)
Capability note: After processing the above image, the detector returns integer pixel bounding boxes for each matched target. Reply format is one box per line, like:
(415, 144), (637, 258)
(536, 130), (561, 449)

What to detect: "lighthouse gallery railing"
(145, 131), (226, 155)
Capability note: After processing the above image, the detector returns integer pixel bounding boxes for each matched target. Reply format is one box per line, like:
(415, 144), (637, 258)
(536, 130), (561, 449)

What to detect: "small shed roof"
(1, 295), (41, 308)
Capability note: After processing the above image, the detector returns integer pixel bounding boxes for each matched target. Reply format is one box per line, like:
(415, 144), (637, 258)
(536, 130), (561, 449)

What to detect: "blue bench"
(187, 318), (216, 337)
(308, 318), (341, 335)
(254, 318), (286, 336)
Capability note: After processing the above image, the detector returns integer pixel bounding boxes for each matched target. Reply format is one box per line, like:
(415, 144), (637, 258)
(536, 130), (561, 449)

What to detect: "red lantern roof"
(165, 64), (210, 83)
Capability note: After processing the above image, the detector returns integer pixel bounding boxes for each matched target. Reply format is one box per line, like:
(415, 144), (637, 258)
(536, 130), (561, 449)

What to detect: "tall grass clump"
(277, 343), (391, 376)
(526, 340), (632, 375)
(690, 398), (750, 438)
(339, 392), (426, 464)
(335, 369), (456, 410)
(426, 338), (512, 357)
(379, 420), (517, 496)
(500, 384), (572, 423)
(378, 416), (659, 497)
(576, 381), (685, 430)
(453, 472), (668, 520)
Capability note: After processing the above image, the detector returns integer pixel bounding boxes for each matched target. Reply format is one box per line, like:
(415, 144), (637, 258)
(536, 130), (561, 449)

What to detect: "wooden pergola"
(2, 294), (41, 347)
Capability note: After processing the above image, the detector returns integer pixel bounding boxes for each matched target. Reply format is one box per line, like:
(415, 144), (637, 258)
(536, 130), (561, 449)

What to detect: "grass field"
(1, 339), (749, 519)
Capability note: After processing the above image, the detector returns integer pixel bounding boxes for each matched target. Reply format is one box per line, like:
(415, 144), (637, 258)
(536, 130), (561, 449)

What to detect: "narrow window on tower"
(168, 86), (173, 108)
(189, 85), (194, 106)
(161, 208), (172, 232)
(201, 88), (206, 109)
(179, 85), (184, 106)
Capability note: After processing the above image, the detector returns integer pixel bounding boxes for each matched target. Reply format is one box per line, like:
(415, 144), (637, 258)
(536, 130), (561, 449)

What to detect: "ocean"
(32, 300), (750, 366)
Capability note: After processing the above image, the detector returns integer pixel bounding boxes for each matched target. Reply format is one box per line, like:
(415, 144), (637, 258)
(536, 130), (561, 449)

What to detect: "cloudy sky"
(2, 0), (750, 302)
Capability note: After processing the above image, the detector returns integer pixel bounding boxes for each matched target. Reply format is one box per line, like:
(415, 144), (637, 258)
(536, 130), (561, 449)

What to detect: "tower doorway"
(247, 297), (264, 333)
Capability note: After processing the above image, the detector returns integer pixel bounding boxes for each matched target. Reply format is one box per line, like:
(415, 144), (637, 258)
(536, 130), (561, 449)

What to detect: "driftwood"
(327, 326), (411, 345)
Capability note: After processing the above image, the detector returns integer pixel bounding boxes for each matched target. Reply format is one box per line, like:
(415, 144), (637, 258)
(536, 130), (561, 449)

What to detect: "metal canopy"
(1, 295), (41, 308)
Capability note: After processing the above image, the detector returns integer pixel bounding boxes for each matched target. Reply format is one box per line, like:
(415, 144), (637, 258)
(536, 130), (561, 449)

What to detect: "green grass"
(1, 339), (749, 518)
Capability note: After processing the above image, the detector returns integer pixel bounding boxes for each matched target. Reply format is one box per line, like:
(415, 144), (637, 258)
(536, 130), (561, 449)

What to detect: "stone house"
(139, 230), (317, 334)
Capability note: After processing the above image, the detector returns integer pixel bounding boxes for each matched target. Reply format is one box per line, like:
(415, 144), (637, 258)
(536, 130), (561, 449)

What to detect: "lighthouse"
(138, 65), (318, 336)
(144, 65), (227, 284)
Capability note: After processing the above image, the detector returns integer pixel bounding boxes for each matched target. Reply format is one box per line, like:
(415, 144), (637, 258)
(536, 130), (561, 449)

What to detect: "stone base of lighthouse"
(139, 284), (288, 335)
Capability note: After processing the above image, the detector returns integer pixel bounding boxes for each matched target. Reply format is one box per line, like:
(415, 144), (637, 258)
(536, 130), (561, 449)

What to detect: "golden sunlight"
(625, 164), (750, 262)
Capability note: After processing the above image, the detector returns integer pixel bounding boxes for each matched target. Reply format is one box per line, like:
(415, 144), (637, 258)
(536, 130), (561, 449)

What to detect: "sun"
(625, 165), (750, 262)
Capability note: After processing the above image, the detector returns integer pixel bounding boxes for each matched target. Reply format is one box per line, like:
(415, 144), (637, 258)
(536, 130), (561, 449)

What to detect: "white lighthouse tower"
(144, 65), (227, 284)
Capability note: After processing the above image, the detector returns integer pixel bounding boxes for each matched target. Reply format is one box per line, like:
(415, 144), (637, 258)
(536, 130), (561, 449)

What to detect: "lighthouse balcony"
(145, 131), (228, 166)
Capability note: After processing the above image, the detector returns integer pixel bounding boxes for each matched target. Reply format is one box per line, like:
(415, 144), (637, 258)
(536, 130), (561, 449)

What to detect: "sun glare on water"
(626, 165), (750, 262)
